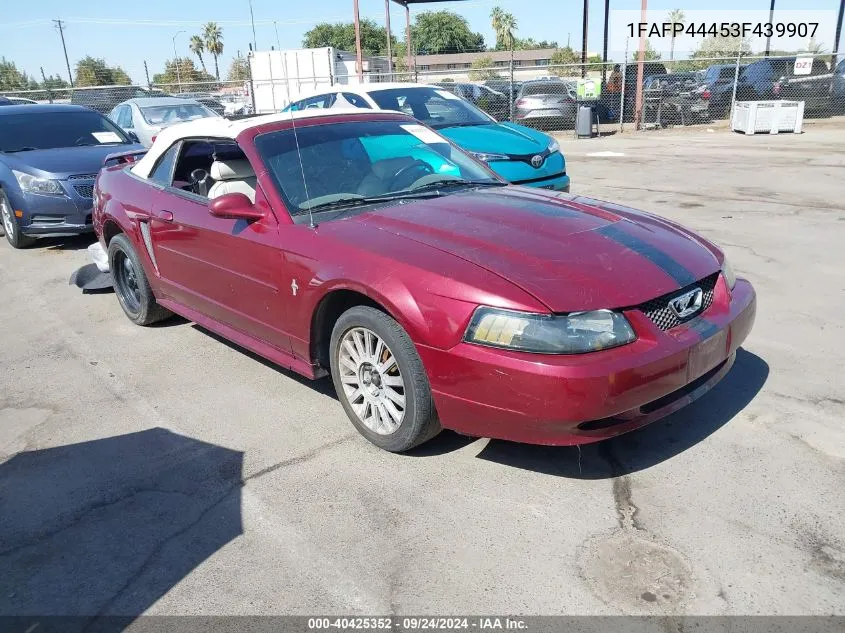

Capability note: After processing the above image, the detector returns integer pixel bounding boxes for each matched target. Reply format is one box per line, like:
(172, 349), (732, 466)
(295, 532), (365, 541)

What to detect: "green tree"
(227, 56), (250, 82)
(667, 9), (685, 62)
(549, 46), (580, 77)
(0, 58), (33, 90)
(75, 56), (132, 87)
(303, 19), (396, 56)
(513, 37), (558, 50)
(152, 58), (216, 92)
(190, 35), (207, 73)
(468, 55), (502, 81)
(203, 22), (224, 80)
(490, 7), (517, 52)
(674, 35), (753, 70)
(631, 41), (662, 62)
(412, 11), (485, 54)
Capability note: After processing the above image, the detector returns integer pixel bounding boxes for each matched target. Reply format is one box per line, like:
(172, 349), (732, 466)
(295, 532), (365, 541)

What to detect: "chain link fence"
(2, 52), (843, 134)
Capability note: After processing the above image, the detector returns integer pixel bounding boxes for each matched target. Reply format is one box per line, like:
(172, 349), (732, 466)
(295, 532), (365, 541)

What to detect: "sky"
(1, 0), (842, 86)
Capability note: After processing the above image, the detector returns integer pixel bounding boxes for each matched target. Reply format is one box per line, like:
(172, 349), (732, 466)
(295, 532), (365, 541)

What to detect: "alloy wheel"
(1, 196), (14, 237)
(337, 327), (406, 435)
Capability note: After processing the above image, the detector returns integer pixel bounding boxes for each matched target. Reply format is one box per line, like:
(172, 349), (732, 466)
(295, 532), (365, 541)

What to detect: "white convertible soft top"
(131, 108), (366, 179)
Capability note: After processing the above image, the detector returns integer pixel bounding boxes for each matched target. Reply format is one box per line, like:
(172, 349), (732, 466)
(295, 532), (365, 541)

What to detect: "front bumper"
(417, 276), (756, 445)
(13, 188), (95, 237)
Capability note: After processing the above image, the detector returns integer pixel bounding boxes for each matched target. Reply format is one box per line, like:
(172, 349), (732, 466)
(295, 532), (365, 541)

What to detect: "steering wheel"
(74, 136), (92, 146)
(388, 160), (434, 190)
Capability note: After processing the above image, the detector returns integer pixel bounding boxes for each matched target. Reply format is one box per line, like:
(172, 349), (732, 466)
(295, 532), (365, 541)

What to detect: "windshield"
(255, 119), (499, 218)
(367, 87), (491, 129)
(0, 110), (130, 152)
(521, 82), (573, 96)
(139, 104), (215, 125)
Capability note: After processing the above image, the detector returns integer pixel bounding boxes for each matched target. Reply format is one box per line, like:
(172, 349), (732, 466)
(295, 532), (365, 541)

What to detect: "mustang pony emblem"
(669, 287), (703, 319)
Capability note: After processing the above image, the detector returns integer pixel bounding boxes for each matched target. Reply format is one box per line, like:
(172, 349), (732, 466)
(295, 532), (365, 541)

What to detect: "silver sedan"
(108, 97), (219, 147)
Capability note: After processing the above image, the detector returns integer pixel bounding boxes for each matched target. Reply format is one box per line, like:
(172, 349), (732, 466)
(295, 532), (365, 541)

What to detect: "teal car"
(283, 84), (570, 192)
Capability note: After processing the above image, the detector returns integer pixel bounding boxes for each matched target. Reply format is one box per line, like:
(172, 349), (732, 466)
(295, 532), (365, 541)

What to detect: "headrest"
(210, 159), (255, 181)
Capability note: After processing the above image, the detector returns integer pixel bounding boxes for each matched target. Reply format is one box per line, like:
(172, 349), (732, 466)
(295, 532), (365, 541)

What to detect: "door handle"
(153, 210), (173, 222)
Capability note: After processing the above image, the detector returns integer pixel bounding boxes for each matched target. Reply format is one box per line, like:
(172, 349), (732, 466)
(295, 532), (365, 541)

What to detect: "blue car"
(0, 104), (144, 248)
(283, 84), (570, 192)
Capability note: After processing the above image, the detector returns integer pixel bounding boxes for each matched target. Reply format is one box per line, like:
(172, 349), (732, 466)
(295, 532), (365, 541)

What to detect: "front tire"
(330, 306), (441, 452)
(0, 190), (36, 249)
(107, 233), (171, 326)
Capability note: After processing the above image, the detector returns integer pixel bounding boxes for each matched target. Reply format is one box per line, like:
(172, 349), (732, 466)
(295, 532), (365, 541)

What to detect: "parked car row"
(283, 83), (570, 192)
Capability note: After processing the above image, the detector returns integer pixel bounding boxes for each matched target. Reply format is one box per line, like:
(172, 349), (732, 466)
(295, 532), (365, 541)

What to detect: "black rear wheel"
(107, 233), (172, 326)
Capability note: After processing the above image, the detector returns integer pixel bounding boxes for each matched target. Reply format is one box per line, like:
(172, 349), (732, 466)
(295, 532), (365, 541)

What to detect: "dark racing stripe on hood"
(685, 316), (721, 341)
(597, 222), (697, 287)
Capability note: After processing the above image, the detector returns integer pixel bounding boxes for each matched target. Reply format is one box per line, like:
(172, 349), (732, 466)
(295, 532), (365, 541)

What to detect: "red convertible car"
(93, 110), (756, 452)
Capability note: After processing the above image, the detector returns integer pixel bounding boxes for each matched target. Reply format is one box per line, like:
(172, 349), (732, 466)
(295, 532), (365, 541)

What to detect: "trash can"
(576, 104), (595, 138)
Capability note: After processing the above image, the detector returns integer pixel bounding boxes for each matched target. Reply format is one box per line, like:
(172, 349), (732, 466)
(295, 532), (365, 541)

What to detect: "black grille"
(635, 272), (719, 331)
(73, 184), (94, 199)
(68, 173), (98, 181)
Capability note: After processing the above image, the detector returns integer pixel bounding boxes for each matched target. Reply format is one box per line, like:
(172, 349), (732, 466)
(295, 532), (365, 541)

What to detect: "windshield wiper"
(409, 178), (506, 193)
(3, 146), (38, 153)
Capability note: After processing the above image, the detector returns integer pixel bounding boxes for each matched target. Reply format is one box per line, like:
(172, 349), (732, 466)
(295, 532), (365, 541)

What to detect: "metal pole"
(144, 60), (151, 90)
(40, 66), (54, 104)
(765, 0), (775, 57)
(602, 0), (610, 84)
(730, 45), (742, 123)
(172, 31), (184, 92)
(385, 0), (393, 75)
(620, 37), (628, 132)
(274, 21), (282, 51)
(248, 0), (258, 52)
(353, 0), (364, 82)
(833, 0), (844, 67)
(634, 0), (647, 129)
(581, 0), (589, 77)
(248, 52), (257, 114)
(54, 19), (74, 87)
(405, 2), (413, 77)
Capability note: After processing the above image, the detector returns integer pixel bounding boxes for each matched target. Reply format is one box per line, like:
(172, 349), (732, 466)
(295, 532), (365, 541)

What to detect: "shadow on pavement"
(0, 428), (243, 633)
(474, 348), (769, 479)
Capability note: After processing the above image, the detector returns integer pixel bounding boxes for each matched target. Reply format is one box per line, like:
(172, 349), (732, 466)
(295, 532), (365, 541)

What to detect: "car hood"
(348, 188), (721, 313)
(438, 122), (551, 155)
(0, 144), (145, 178)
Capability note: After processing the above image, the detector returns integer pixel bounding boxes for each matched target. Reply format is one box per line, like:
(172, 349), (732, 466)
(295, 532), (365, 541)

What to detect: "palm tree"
(203, 22), (224, 80)
(189, 35), (207, 73)
(490, 6), (516, 52)
(667, 9), (685, 62)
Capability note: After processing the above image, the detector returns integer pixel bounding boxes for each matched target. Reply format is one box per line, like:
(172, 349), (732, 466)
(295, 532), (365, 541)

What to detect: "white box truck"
(248, 47), (389, 113)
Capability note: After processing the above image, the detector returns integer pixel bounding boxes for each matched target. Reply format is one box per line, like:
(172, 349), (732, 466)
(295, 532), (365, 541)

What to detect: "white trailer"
(248, 47), (390, 113)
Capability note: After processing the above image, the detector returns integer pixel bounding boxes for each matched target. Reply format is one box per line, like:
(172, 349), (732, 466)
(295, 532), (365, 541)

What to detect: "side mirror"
(127, 131), (140, 143)
(208, 193), (265, 221)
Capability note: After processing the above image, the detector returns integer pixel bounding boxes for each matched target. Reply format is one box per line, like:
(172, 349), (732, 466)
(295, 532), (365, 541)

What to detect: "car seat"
(207, 159), (257, 202)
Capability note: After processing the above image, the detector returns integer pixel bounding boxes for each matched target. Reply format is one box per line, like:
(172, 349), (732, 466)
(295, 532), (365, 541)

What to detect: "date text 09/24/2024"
(308, 617), (528, 630)
(627, 21), (818, 39)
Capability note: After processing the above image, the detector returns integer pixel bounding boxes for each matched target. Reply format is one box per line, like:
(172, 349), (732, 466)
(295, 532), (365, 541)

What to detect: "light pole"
(172, 30), (185, 92)
(248, 0), (258, 52)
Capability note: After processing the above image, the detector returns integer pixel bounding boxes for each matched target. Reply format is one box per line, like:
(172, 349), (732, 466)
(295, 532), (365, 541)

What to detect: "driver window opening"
(168, 139), (256, 202)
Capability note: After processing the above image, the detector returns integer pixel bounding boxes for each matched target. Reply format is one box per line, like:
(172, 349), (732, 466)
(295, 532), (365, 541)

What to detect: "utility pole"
(634, 0), (648, 129)
(248, 0), (258, 52)
(581, 0), (589, 77)
(172, 30), (185, 92)
(833, 0), (844, 68)
(602, 0), (610, 84)
(54, 19), (74, 87)
(385, 0), (393, 75)
(764, 0), (775, 57)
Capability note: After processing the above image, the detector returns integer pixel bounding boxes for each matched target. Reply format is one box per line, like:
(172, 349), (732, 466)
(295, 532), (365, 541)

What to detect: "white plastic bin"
(731, 100), (804, 135)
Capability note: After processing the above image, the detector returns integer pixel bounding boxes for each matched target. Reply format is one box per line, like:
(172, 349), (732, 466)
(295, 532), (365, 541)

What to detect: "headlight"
(470, 151), (510, 162)
(464, 307), (636, 354)
(547, 138), (560, 153)
(721, 257), (737, 289)
(13, 170), (65, 196)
